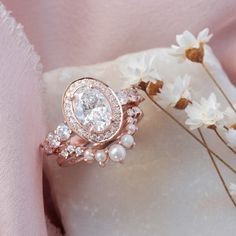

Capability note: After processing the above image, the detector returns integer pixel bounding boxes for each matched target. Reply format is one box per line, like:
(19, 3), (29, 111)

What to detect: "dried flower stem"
(142, 90), (236, 174)
(202, 63), (236, 113)
(214, 129), (236, 155)
(198, 128), (236, 207)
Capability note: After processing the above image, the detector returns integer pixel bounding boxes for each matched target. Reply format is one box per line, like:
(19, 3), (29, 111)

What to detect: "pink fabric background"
(0, 0), (236, 235)
(3, 0), (236, 81)
(0, 4), (47, 235)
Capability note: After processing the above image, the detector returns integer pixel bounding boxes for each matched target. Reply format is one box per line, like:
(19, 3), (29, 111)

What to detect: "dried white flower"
(185, 93), (224, 130)
(171, 28), (213, 62)
(229, 183), (236, 196)
(158, 74), (191, 108)
(119, 53), (161, 85)
(219, 107), (236, 146)
(197, 28), (213, 44)
(225, 129), (236, 147)
(221, 106), (236, 128)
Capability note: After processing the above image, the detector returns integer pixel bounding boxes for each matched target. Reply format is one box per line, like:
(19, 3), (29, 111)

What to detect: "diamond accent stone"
(127, 109), (135, 117)
(75, 147), (82, 156)
(73, 88), (112, 132)
(116, 91), (128, 105)
(56, 123), (71, 141)
(60, 150), (69, 159)
(66, 145), (75, 154)
(46, 133), (60, 148)
(132, 106), (142, 116)
(127, 124), (137, 134)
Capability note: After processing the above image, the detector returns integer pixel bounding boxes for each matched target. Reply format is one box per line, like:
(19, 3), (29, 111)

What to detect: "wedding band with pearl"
(41, 77), (144, 167)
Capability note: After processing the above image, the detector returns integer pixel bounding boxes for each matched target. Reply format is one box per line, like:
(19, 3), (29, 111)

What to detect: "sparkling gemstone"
(129, 94), (138, 102)
(75, 147), (82, 156)
(127, 109), (135, 117)
(63, 78), (123, 143)
(56, 123), (71, 141)
(133, 106), (142, 116)
(60, 150), (69, 159)
(43, 141), (53, 154)
(127, 124), (137, 135)
(116, 91), (128, 105)
(66, 145), (75, 154)
(46, 133), (60, 148)
(73, 88), (112, 132)
(127, 117), (136, 124)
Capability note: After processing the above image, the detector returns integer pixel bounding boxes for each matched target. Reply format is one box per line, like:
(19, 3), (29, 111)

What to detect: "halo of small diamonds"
(62, 78), (123, 143)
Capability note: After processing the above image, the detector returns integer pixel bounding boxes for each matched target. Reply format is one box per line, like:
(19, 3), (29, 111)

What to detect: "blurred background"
(3, 0), (236, 83)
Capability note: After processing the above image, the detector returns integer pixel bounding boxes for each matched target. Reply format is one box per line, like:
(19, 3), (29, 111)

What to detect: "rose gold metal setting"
(41, 77), (144, 167)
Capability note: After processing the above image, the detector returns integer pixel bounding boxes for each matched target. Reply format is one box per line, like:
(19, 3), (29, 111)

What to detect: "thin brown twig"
(202, 63), (236, 113)
(198, 128), (236, 207)
(214, 129), (236, 155)
(142, 90), (236, 174)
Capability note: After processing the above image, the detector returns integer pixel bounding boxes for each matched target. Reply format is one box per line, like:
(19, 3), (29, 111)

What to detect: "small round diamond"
(46, 133), (60, 148)
(127, 124), (137, 135)
(66, 145), (75, 154)
(43, 142), (53, 154)
(133, 106), (142, 116)
(127, 117), (137, 124)
(116, 91), (128, 105)
(129, 94), (138, 102)
(105, 131), (111, 138)
(127, 109), (135, 117)
(75, 147), (82, 156)
(60, 150), (69, 159)
(56, 123), (71, 141)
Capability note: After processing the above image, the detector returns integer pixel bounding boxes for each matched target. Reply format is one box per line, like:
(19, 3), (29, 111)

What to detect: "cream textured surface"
(43, 47), (236, 236)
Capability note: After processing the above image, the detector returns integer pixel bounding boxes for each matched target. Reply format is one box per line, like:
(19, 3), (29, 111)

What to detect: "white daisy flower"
(119, 53), (161, 85)
(171, 28), (213, 62)
(197, 28), (213, 44)
(219, 107), (236, 147)
(225, 129), (236, 147)
(229, 183), (236, 195)
(185, 93), (224, 130)
(158, 74), (191, 108)
(221, 106), (236, 128)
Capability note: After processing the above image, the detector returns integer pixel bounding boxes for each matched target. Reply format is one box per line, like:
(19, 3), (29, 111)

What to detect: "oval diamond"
(73, 88), (112, 132)
(62, 78), (123, 143)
